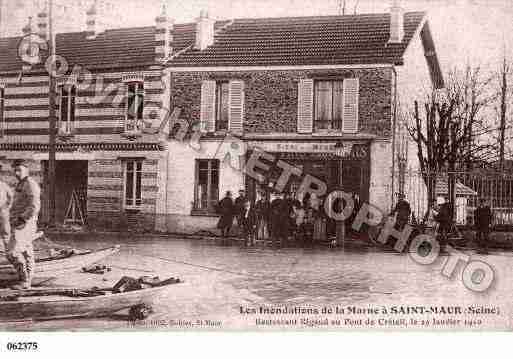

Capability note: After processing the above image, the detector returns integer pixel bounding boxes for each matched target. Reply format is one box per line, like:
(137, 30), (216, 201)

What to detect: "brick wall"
(170, 67), (393, 136)
(87, 156), (160, 232)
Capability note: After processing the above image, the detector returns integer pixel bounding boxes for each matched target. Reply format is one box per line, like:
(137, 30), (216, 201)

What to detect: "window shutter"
(200, 80), (216, 133)
(342, 78), (359, 133)
(297, 79), (314, 133)
(228, 80), (244, 134)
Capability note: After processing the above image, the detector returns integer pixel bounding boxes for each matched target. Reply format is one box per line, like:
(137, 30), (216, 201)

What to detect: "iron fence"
(400, 168), (513, 227)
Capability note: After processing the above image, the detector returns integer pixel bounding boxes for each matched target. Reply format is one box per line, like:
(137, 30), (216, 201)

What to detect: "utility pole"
(338, 0), (346, 15)
(48, 0), (57, 227)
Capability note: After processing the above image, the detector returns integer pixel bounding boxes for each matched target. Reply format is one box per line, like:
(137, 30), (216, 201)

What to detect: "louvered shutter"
(342, 78), (359, 133)
(297, 79), (314, 133)
(200, 80), (216, 133)
(228, 80), (244, 134)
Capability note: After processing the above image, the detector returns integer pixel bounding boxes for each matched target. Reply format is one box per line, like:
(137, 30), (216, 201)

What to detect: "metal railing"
(399, 168), (513, 227)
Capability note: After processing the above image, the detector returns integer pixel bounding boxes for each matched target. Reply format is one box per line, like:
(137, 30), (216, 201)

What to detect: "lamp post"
(334, 141), (346, 249)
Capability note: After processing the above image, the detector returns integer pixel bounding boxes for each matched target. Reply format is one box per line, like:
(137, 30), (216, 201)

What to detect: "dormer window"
(58, 84), (76, 135)
(125, 81), (144, 134)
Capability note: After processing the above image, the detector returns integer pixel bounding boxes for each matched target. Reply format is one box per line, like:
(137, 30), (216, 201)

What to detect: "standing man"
(391, 193), (411, 231)
(7, 159), (41, 289)
(234, 189), (247, 236)
(270, 192), (286, 246)
(0, 164), (13, 252)
(216, 191), (234, 238)
(435, 197), (453, 247)
(474, 198), (492, 254)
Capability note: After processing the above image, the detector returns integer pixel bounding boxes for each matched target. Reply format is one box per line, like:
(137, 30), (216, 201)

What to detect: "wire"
(133, 252), (265, 279)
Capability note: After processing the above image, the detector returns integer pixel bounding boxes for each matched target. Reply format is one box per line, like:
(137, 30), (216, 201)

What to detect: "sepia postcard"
(0, 0), (512, 342)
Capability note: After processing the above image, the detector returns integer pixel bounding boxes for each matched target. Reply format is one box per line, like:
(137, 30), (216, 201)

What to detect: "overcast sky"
(1, 0), (513, 72)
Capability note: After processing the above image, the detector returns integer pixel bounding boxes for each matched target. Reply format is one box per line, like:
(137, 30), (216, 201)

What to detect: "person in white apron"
(6, 159), (41, 289)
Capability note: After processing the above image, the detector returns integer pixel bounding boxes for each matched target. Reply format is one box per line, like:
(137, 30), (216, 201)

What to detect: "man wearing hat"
(6, 159), (41, 289)
(0, 164), (13, 253)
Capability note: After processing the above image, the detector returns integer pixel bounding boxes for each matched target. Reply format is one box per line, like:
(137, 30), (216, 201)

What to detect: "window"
(0, 87), (4, 137)
(215, 81), (229, 131)
(194, 159), (219, 213)
(124, 159), (143, 208)
(58, 84), (76, 134)
(126, 82), (144, 132)
(314, 80), (343, 130)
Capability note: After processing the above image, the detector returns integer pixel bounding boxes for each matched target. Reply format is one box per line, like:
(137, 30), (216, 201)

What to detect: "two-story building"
(0, 4), (177, 231)
(161, 3), (444, 234)
(0, 1), (444, 235)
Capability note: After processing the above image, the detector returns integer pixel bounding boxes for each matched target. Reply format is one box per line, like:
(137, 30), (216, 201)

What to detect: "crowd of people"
(217, 188), (495, 251)
(216, 187), (367, 247)
(216, 188), (334, 247)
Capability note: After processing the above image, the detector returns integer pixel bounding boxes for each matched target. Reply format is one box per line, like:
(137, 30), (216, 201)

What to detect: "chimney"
(22, 16), (33, 36)
(155, 3), (173, 62)
(195, 10), (215, 51)
(86, 1), (98, 39)
(21, 17), (34, 71)
(389, 0), (404, 44)
(37, 10), (48, 41)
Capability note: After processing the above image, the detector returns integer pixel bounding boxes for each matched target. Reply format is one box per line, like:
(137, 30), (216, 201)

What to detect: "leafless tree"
(494, 54), (513, 171)
(407, 65), (497, 225)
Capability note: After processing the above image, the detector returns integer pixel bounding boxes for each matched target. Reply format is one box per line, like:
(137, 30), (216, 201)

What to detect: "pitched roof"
(436, 180), (478, 197)
(0, 11), (426, 73)
(168, 11), (427, 67)
(0, 28), (161, 73)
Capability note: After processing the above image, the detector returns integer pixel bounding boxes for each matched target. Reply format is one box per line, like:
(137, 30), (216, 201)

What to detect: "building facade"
(0, 3), (444, 235)
(0, 4), (174, 231)
(159, 7), (444, 234)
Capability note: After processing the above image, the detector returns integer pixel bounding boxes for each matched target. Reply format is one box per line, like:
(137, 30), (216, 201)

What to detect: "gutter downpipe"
(390, 65), (398, 212)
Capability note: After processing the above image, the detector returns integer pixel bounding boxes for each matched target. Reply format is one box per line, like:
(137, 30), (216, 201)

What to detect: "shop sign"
(249, 141), (368, 160)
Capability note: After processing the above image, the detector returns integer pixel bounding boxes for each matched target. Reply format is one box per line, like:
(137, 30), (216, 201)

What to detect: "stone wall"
(170, 67), (393, 136)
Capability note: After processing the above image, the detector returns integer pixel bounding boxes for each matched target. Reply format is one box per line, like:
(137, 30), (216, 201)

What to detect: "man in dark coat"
(435, 199), (453, 246)
(217, 191), (234, 237)
(391, 193), (411, 231)
(270, 192), (288, 246)
(234, 189), (247, 235)
(474, 198), (492, 253)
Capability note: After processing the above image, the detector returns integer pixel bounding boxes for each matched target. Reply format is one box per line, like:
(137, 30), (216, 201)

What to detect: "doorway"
(41, 160), (88, 225)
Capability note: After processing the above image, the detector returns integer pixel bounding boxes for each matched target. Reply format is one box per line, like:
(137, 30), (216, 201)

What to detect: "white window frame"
(125, 81), (145, 134)
(193, 159), (220, 214)
(57, 84), (77, 135)
(123, 159), (143, 210)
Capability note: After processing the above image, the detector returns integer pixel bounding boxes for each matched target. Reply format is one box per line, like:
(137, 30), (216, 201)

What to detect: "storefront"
(244, 140), (371, 204)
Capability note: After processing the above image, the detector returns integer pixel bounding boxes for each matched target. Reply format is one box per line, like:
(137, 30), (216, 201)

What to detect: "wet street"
(2, 233), (513, 331)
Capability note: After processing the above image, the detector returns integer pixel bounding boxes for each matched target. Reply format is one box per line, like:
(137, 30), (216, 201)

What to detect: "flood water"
(2, 233), (513, 331)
